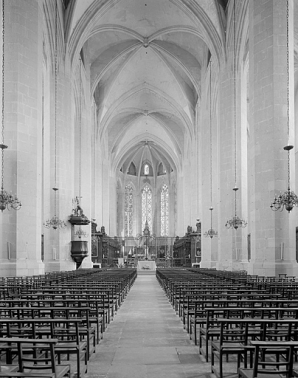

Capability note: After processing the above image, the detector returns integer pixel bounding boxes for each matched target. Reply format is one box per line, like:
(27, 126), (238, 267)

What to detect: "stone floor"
(85, 274), (215, 378)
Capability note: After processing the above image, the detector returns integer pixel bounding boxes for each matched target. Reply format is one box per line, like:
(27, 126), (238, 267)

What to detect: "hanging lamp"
(225, 0), (247, 230)
(270, 0), (298, 213)
(0, 0), (21, 212)
(44, 0), (66, 230)
(204, 58), (218, 239)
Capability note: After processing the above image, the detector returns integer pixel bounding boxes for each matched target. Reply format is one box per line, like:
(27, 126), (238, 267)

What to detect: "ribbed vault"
(65, 0), (227, 175)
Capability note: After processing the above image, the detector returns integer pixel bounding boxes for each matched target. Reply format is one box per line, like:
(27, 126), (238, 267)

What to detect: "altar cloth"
(137, 260), (156, 271)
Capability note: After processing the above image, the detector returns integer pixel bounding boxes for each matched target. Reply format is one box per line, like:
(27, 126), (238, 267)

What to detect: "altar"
(137, 260), (156, 271)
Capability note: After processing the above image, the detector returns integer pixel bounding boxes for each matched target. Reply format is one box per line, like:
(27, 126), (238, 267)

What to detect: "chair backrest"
(18, 339), (57, 374)
(250, 341), (296, 377)
(0, 337), (59, 374)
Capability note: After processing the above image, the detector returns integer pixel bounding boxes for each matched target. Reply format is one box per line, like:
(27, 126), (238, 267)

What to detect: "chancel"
(2, 1), (298, 377)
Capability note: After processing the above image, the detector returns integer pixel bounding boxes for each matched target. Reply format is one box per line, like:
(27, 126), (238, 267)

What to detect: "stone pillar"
(217, 60), (236, 271)
(117, 187), (124, 236)
(248, 0), (297, 276)
(44, 67), (75, 272)
(109, 174), (117, 236)
(0, 0), (45, 276)
(169, 179), (175, 237)
(200, 65), (212, 268)
(176, 172), (185, 235)
(102, 157), (110, 233)
(78, 74), (93, 269)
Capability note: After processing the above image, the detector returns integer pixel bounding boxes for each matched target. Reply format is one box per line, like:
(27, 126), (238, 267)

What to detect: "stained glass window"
(144, 164), (149, 175)
(161, 184), (169, 236)
(142, 185), (152, 233)
(124, 184), (133, 236)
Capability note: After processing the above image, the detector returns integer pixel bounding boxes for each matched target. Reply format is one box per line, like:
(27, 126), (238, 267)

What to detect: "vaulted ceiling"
(65, 0), (228, 174)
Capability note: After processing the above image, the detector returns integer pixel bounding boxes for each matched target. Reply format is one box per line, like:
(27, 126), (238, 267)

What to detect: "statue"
(68, 196), (90, 225)
(72, 197), (85, 217)
(187, 225), (192, 234)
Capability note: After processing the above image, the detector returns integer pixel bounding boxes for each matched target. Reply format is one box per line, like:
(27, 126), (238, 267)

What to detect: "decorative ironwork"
(0, 0), (21, 212)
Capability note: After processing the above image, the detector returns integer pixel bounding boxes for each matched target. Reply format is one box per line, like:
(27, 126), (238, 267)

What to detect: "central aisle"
(86, 274), (212, 378)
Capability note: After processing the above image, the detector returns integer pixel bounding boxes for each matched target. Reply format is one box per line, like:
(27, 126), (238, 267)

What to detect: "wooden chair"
(238, 340), (298, 378)
(50, 320), (88, 378)
(211, 320), (254, 378)
(0, 337), (70, 378)
(199, 308), (224, 361)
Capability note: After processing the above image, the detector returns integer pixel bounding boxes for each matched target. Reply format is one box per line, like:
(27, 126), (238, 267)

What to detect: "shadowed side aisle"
(85, 274), (212, 378)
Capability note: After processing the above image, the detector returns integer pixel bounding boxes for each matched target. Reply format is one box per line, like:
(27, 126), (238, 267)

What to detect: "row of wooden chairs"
(157, 268), (298, 378)
(0, 268), (137, 377)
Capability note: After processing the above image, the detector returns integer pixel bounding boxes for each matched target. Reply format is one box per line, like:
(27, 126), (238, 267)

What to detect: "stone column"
(117, 187), (124, 236)
(0, 0), (45, 276)
(200, 65), (213, 268)
(102, 157), (110, 233)
(248, 0), (297, 275)
(78, 71), (93, 269)
(44, 69), (75, 273)
(217, 60), (236, 271)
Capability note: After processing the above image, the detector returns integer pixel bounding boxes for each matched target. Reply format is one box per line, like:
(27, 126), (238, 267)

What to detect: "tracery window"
(124, 184), (133, 236)
(142, 184), (152, 233)
(161, 184), (169, 236)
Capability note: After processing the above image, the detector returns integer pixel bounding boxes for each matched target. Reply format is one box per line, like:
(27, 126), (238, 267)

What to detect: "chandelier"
(270, 0), (298, 213)
(225, 186), (247, 229)
(44, 188), (66, 230)
(74, 226), (88, 239)
(44, 0), (66, 230)
(225, 0), (246, 230)
(204, 58), (217, 239)
(0, 0), (21, 212)
(204, 206), (218, 238)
